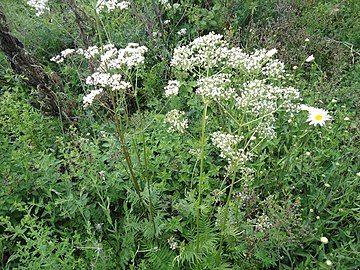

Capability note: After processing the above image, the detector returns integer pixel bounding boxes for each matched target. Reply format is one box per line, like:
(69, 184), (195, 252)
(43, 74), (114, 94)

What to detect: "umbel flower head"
(164, 109), (188, 133)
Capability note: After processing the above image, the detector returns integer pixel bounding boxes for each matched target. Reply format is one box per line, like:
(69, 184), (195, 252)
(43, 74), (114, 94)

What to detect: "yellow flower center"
(315, 114), (323, 121)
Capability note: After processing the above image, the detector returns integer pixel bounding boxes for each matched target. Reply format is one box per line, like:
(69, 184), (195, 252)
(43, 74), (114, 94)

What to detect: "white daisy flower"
(306, 107), (332, 126)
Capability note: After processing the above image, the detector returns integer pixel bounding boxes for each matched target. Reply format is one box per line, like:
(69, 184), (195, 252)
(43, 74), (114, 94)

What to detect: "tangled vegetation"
(0, 0), (359, 269)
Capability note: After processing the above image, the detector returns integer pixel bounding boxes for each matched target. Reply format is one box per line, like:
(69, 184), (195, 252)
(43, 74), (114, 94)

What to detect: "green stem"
(217, 163), (238, 264)
(133, 88), (157, 237)
(110, 91), (146, 214)
(196, 100), (208, 253)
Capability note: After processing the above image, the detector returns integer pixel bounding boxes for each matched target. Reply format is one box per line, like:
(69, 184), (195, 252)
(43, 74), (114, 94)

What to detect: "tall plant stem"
(133, 89), (157, 237)
(217, 164), (238, 264)
(196, 100), (208, 253)
(110, 93), (146, 214)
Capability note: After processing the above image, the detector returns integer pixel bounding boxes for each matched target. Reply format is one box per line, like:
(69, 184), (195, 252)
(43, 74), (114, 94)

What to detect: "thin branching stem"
(196, 99), (208, 253)
(131, 68), (157, 237)
(217, 162), (238, 264)
(109, 90), (146, 214)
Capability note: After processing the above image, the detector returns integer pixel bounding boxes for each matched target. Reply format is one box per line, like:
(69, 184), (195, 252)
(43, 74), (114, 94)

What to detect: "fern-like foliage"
(174, 216), (219, 269)
(143, 244), (180, 270)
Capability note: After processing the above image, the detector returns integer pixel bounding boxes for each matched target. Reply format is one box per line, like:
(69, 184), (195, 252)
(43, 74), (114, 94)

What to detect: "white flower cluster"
(235, 80), (300, 115)
(226, 47), (284, 77)
(254, 121), (277, 139)
(171, 32), (282, 78)
(167, 236), (178, 250)
(171, 32), (228, 70)
(98, 43), (148, 70)
(177, 28), (187, 36)
(52, 43), (148, 68)
(86, 72), (131, 91)
(51, 43), (148, 107)
(169, 33), (301, 139)
(27, 0), (49, 16)
(96, 0), (130, 13)
(77, 46), (100, 59)
(196, 73), (235, 101)
(255, 213), (273, 232)
(51, 46), (98, 63)
(50, 48), (75, 63)
(164, 80), (180, 97)
(83, 89), (103, 107)
(235, 79), (300, 138)
(159, 0), (180, 10)
(238, 48), (268, 72)
(164, 109), (188, 133)
(261, 59), (285, 79)
(211, 132), (251, 165)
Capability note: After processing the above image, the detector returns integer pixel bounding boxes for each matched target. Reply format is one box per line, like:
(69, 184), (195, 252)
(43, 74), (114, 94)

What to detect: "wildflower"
(165, 80), (180, 97)
(266, 48), (278, 57)
(50, 55), (64, 64)
(293, 65), (298, 70)
(83, 89), (104, 107)
(306, 107), (332, 126)
(344, 117), (350, 121)
(324, 183), (330, 187)
(171, 32), (228, 70)
(164, 109), (188, 133)
(167, 236), (178, 250)
(236, 80), (300, 138)
(96, 0), (130, 13)
(177, 28), (187, 36)
(77, 46), (100, 59)
(196, 74), (235, 101)
(306, 152), (311, 156)
(85, 72), (131, 91)
(27, 0), (49, 16)
(60, 48), (75, 58)
(320, 236), (329, 244)
(211, 132), (252, 165)
(305, 54), (315, 62)
(255, 213), (272, 232)
(305, 38), (310, 42)
(356, 172), (360, 177)
(99, 43), (148, 69)
(325, 259), (332, 266)
(261, 59), (285, 78)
